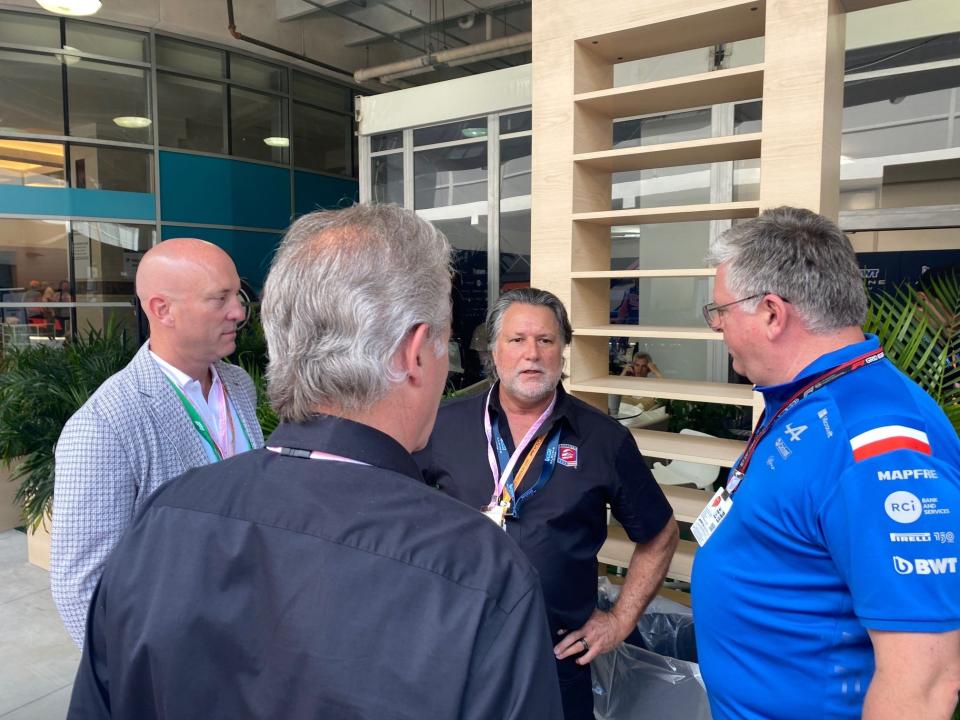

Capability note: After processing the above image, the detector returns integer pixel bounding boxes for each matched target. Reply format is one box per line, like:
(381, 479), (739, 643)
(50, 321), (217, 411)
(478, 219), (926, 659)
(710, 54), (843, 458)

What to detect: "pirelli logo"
(890, 532), (931, 543)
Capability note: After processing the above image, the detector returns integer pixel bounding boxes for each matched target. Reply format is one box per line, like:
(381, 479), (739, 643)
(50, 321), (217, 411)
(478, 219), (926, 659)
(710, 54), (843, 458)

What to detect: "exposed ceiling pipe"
(225, 0), (355, 80)
(354, 31), (531, 83)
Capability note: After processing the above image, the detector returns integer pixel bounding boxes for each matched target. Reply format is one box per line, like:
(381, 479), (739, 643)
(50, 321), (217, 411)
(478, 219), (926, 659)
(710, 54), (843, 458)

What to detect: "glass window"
(371, 131), (402, 153)
(500, 136), (530, 291)
(68, 60), (151, 143)
(613, 108), (712, 149)
(72, 220), (153, 303)
(414, 117), (487, 146)
(157, 73), (226, 153)
(0, 11), (60, 47)
(156, 36), (225, 79)
(231, 87), (288, 163)
(65, 21), (149, 62)
(0, 140), (65, 187)
(0, 219), (69, 332)
(0, 51), (64, 136)
(292, 102), (349, 174)
(611, 221), (711, 271)
(292, 71), (350, 112)
(415, 142), (488, 385)
(69, 145), (152, 192)
(613, 163), (712, 210)
(500, 111), (531, 135)
(231, 54), (286, 93)
(371, 153), (402, 204)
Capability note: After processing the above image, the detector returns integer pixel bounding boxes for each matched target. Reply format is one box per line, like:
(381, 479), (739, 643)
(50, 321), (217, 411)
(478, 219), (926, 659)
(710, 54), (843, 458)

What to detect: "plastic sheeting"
(592, 579), (711, 720)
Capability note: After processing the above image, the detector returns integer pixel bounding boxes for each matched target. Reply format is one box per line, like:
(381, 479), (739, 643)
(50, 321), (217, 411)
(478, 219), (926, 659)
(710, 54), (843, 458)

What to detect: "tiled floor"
(0, 530), (78, 720)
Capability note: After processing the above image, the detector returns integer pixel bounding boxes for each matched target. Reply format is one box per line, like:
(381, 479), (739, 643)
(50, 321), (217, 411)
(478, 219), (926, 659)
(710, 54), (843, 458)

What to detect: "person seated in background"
(23, 280), (46, 324)
(621, 351), (663, 379)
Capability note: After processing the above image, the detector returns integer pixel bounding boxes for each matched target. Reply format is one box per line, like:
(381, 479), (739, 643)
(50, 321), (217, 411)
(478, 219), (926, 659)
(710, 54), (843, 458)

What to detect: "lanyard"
(165, 377), (252, 461)
(728, 348), (884, 494)
(492, 420), (562, 517)
(484, 386), (560, 516)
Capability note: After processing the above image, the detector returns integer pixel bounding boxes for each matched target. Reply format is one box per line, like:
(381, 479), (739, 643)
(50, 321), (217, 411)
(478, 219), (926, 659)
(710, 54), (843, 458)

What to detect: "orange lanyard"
(500, 433), (547, 505)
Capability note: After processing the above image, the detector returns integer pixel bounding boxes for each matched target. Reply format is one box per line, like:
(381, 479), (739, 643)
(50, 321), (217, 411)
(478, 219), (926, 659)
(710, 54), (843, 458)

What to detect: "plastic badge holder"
(592, 579), (712, 720)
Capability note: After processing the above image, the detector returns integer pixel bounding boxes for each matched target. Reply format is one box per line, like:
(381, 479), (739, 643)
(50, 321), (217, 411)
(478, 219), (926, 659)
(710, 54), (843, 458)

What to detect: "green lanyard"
(164, 376), (252, 461)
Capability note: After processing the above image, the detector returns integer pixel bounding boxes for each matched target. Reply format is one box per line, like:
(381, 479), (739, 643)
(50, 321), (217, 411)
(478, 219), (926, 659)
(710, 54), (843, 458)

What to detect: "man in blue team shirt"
(692, 207), (960, 719)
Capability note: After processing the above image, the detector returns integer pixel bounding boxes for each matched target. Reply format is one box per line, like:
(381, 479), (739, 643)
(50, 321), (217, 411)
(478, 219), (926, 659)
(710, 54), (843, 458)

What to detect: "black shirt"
(415, 383), (673, 637)
(68, 414), (563, 720)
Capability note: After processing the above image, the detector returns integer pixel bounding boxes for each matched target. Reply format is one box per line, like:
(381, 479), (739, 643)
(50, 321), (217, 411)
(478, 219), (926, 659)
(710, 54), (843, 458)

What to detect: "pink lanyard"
(483, 387), (557, 507)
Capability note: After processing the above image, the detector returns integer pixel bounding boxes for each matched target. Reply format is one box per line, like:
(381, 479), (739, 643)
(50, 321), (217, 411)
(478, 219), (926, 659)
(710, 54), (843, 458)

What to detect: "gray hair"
(707, 206), (867, 332)
(261, 204), (452, 422)
(486, 287), (572, 352)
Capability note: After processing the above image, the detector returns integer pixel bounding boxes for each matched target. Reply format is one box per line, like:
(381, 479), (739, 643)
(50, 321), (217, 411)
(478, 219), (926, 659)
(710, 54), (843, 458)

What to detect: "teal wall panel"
(161, 225), (280, 292)
(159, 151), (292, 230)
(0, 185), (155, 220)
(293, 171), (358, 217)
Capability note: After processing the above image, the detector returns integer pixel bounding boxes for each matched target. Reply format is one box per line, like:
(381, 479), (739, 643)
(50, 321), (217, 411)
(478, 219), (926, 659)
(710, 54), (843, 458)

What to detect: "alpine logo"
(892, 556), (958, 575)
(784, 423), (807, 442)
(557, 444), (578, 468)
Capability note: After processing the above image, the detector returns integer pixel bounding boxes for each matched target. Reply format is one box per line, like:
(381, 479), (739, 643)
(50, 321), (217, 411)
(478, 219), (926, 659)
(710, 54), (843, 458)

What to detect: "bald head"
(138, 238), (245, 379)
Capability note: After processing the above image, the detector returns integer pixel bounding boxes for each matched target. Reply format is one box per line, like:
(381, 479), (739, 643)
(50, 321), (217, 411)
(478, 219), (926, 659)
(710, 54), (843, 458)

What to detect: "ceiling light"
(461, 127), (487, 138)
(263, 136), (290, 147)
(113, 116), (152, 129)
(36, 0), (101, 16)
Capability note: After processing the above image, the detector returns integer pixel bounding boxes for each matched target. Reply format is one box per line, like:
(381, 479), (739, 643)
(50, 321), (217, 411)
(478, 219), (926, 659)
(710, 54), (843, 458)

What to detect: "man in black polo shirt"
(417, 287), (678, 720)
(67, 206), (563, 720)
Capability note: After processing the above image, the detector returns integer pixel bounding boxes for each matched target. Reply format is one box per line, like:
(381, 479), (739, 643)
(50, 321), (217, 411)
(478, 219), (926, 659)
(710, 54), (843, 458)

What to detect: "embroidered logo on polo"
(558, 444), (578, 468)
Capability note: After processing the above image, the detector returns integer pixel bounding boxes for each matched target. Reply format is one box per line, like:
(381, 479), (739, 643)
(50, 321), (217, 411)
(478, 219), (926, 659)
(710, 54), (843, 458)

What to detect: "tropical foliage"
(863, 271), (960, 433)
(0, 322), (135, 529)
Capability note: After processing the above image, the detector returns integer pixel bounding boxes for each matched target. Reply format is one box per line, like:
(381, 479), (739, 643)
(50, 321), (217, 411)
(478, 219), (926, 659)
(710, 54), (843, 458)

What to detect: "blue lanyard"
(491, 418), (562, 518)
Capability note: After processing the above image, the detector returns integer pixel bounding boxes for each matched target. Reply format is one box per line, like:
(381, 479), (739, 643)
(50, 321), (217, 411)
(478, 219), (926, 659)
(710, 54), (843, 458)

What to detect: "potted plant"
(0, 321), (135, 566)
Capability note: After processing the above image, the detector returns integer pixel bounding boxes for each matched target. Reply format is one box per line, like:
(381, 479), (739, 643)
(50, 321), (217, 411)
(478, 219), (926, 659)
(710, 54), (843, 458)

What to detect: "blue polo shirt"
(692, 335), (960, 720)
(416, 383), (674, 638)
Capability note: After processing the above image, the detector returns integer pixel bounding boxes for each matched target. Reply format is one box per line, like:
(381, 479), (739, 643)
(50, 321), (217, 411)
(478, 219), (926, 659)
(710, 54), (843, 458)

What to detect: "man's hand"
(554, 607), (632, 666)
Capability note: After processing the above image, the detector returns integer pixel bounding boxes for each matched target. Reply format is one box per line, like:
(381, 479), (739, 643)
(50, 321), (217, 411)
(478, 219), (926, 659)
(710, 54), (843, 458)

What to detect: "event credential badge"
(691, 487), (732, 546)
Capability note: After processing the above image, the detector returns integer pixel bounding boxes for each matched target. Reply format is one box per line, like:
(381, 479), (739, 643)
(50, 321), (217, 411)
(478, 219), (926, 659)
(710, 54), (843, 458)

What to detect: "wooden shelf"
(574, 64), (764, 118)
(630, 428), (745, 466)
(573, 201), (761, 225)
(599, 525), (696, 582)
(574, 133), (762, 172)
(662, 485), (713, 523)
(578, 1), (765, 65)
(574, 324), (721, 341)
(571, 375), (756, 406)
(572, 269), (716, 279)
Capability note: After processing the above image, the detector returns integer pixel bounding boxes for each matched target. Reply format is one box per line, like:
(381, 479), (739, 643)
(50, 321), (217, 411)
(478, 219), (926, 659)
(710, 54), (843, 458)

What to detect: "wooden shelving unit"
(600, 525), (697, 583)
(532, 0), (872, 583)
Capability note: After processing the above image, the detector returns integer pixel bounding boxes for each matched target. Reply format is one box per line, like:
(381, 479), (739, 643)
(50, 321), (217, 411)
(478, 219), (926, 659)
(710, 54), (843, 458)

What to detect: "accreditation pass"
(691, 487), (733, 546)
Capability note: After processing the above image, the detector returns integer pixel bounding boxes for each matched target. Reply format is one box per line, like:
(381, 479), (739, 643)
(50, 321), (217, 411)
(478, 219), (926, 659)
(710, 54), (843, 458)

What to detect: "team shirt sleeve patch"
(850, 424), (931, 462)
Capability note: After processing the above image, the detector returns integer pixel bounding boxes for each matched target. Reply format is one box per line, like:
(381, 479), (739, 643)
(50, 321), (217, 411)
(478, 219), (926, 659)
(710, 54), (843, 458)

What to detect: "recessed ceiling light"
(112, 116), (152, 129)
(263, 136), (290, 147)
(461, 127), (487, 138)
(36, 0), (101, 16)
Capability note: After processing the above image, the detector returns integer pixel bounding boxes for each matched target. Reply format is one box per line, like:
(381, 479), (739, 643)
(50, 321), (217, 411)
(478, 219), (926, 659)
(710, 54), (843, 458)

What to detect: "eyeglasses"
(702, 293), (766, 331)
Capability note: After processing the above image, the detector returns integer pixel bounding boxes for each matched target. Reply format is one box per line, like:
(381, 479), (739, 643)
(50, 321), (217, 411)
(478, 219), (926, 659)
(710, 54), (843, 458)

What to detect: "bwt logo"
(892, 556), (958, 575)
(884, 491), (922, 523)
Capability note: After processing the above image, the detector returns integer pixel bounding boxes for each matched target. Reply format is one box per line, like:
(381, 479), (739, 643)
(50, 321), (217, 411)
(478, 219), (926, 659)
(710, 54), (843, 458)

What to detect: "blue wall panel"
(161, 225), (281, 292)
(159, 151), (292, 230)
(293, 171), (358, 218)
(0, 185), (155, 220)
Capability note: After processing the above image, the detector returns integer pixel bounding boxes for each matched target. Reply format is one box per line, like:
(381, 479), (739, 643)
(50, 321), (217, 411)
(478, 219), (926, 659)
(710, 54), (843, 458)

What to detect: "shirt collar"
(266, 414), (423, 483)
(754, 333), (878, 406)
(149, 348), (219, 393)
(488, 381), (580, 438)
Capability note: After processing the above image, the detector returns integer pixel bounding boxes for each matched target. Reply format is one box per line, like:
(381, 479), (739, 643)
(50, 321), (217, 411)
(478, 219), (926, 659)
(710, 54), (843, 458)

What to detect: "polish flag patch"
(850, 425), (931, 462)
(558, 444), (578, 468)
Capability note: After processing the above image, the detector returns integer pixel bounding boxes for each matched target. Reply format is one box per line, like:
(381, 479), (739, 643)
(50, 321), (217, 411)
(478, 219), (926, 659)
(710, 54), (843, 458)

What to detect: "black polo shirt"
(68, 414), (563, 720)
(415, 383), (673, 637)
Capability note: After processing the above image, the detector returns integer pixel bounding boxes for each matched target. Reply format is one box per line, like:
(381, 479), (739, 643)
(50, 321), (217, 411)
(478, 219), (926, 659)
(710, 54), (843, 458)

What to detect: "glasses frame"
(702, 292), (766, 330)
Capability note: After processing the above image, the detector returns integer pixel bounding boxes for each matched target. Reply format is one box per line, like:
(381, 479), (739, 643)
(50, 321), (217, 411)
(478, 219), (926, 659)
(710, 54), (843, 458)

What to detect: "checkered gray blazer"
(51, 342), (264, 646)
